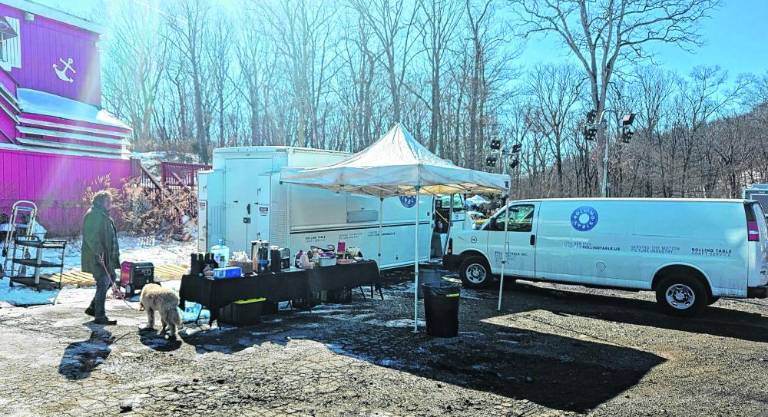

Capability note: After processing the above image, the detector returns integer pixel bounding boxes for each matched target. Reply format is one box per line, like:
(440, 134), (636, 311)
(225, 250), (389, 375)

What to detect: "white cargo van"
(198, 146), (467, 269)
(444, 198), (768, 315)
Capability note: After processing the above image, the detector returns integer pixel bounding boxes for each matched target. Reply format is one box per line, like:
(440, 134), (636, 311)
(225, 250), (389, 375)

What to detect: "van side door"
(486, 203), (538, 277)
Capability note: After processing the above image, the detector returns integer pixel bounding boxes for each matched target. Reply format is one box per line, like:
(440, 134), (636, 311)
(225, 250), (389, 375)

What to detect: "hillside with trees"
(100, 0), (767, 198)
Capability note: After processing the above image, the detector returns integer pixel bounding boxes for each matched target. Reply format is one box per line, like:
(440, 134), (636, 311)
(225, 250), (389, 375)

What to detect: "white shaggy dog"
(139, 283), (182, 339)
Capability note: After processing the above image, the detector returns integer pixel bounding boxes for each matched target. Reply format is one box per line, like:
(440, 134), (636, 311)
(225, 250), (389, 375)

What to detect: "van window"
(491, 204), (534, 232)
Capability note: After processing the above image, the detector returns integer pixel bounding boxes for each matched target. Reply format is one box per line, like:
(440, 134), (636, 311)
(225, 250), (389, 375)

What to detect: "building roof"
(1, 0), (104, 34)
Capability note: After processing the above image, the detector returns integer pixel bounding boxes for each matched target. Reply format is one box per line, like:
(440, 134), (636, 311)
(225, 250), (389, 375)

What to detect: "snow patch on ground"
(364, 318), (427, 328)
(0, 278), (59, 306)
(324, 342), (405, 369)
(1, 235), (194, 275)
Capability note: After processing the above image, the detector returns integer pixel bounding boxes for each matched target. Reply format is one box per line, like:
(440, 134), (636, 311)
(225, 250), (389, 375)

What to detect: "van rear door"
(746, 202), (768, 288)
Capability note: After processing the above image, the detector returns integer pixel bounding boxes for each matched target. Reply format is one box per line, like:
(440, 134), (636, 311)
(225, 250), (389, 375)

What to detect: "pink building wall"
(0, 4), (101, 106)
(0, 147), (130, 235)
(0, 3), (134, 235)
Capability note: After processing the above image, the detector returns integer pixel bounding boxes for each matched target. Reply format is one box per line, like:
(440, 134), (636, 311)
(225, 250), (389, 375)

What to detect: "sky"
(37, 0), (768, 78)
(517, 0), (768, 77)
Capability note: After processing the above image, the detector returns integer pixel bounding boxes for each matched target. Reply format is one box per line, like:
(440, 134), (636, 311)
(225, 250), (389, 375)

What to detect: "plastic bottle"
(210, 239), (230, 267)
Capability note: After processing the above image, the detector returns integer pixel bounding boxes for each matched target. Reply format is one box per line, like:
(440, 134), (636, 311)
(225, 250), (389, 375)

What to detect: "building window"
(0, 16), (21, 71)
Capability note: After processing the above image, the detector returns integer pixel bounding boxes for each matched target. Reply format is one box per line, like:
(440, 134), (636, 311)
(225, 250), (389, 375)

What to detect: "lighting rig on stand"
(582, 109), (636, 197)
(485, 136), (522, 311)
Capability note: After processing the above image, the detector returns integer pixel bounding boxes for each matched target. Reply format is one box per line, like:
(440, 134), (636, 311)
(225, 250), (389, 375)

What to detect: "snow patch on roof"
(17, 88), (130, 130)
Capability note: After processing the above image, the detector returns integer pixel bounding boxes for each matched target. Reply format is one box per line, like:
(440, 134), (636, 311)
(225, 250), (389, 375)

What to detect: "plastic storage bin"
(218, 298), (266, 325)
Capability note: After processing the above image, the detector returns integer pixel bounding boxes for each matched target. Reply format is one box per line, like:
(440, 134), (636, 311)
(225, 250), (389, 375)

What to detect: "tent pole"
(378, 197), (383, 265)
(498, 194), (511, 310)
(444, 193), (454, 254)
(413, 186), (421, 333)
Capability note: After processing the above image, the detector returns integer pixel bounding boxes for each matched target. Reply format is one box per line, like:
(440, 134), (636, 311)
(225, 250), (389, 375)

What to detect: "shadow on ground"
(501, 280), (768, 343)
(139, 327), (183, 352)
(58, 322), (113, 380)
(175, 269), (667, 413)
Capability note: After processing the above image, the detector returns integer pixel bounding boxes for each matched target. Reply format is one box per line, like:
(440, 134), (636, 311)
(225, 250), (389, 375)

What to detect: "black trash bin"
(421, 281), (460, 337)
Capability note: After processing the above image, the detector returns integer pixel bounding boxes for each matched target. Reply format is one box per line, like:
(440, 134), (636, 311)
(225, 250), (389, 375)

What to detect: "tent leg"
(413, 187), (421, 333)
(498, 196), (511, 311)
(444, 193), (454, 254)
(378, 197), (383, 266)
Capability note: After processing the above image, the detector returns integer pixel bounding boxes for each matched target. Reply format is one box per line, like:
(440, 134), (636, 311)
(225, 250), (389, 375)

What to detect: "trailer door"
(225, 158), (272, 253)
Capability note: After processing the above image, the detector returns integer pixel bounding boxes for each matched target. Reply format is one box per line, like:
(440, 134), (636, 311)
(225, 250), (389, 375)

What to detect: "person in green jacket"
(82, 190), (120, 325)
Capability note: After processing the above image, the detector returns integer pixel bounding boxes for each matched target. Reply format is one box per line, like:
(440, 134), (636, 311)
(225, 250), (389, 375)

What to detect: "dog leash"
(98, 256), (140, 311)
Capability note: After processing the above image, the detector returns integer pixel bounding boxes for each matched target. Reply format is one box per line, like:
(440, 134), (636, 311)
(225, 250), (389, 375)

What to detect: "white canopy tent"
(466, 195), (490, 206)
(281, 123), (508, 331)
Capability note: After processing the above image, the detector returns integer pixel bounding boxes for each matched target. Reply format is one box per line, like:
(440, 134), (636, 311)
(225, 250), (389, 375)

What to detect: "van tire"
(655, 275), (707, 316)
(707, 296), (720, 305)
(459, 256), (492, 288)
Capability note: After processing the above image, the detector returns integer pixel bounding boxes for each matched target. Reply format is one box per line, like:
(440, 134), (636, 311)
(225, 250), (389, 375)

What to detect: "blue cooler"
(212, 266), (242, 280)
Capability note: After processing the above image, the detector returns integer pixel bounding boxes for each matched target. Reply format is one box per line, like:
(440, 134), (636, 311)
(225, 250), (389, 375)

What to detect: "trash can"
(421, 281), (460, 337)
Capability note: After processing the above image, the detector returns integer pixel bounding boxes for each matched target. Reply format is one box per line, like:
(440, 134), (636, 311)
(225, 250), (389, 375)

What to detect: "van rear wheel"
(655, 275), (707, 316)
(459, 256), (491, 288)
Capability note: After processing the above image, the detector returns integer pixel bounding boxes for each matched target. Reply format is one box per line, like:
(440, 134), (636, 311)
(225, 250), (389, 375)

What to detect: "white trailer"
(198, 146), (465, 269)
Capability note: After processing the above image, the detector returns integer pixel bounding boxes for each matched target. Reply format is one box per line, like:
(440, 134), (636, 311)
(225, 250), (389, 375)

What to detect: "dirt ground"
(2, 269), (768, 417)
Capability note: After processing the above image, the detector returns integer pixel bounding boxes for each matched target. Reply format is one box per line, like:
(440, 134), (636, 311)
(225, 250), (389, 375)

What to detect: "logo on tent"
(399, 196), (416, 208)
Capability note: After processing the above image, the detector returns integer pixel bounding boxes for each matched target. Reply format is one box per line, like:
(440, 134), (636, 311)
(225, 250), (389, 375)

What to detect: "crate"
(228, 260), (254, 275)
(218, 298), (266, 325)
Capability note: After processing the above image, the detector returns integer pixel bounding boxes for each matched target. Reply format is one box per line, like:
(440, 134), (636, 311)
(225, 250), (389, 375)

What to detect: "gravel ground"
(1, 269), (768, 417)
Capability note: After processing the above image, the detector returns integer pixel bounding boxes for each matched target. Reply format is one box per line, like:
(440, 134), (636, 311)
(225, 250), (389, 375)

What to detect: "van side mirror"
(490, 217), (498, 230)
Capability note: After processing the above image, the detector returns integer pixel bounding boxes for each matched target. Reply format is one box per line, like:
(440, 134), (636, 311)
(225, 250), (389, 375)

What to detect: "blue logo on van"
(399, 196), (417, 208)
(571, 206), (598, 231)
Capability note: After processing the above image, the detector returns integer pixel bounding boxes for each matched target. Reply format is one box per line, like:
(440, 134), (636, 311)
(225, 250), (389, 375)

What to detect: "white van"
(444, 198), (768, 315)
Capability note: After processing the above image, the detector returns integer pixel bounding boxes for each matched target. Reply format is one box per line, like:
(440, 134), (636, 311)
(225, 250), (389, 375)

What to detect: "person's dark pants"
(88, 269), (112, 320)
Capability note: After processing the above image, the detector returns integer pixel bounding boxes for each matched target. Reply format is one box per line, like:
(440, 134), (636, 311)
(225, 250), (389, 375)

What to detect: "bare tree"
(260, 0), (338, 148)
(514, 0), (719, 194)
(350, 0), (420, 123)
(206, 13), (234, 148)
(102, 3), (168, 149)
(165, 0), (212, 163)
(527, 64), (585, 195)
(411, 0), (464, 153)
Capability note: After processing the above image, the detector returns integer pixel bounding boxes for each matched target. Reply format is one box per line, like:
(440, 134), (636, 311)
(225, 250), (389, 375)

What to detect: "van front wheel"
(655, 276), (707, 316)
(459, 256), (491, 288)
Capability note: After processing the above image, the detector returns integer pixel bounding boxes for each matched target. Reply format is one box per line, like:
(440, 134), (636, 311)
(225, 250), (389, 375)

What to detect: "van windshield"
(491, 204), (534, 232)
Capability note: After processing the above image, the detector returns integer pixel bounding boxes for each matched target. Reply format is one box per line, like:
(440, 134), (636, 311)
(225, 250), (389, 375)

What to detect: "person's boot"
(85, 307), (95, 317)
(94, 317), (117, 325)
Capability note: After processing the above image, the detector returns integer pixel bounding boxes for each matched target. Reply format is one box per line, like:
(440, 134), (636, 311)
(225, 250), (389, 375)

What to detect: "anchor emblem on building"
(53, 58), (76, 83)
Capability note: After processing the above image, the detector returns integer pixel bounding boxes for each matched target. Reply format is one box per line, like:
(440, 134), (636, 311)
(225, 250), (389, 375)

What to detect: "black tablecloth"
(179, 260), (380, 324)
(306, 261), (380, 293)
